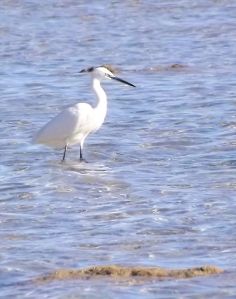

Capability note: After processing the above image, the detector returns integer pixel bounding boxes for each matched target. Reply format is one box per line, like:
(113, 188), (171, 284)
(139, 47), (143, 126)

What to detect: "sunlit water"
(1, 0), (236, 298)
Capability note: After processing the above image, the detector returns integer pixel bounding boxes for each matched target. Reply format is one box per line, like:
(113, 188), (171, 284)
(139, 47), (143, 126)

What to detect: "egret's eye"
(105, 73), (112, 79)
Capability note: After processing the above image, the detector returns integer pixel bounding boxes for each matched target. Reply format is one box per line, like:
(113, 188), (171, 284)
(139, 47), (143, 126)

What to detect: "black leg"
(62, 145), (68, 161)
(79, 146), (88, 163)
(79, 145), (83, 161)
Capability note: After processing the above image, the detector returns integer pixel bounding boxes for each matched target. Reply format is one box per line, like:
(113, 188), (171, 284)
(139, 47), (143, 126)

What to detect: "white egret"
(33, 65), (135, 161)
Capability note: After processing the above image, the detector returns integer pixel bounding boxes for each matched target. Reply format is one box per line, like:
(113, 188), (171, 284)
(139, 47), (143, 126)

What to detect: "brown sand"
(143, 63), (188, 72)
(36, 264), (223, 283)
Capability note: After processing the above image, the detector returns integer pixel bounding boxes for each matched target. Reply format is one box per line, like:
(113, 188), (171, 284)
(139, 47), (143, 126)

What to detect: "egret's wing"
(33, 103), (92, 148)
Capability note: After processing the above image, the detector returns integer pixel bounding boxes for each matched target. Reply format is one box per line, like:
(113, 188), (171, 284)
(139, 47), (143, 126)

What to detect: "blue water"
(0, 1), (236, 298)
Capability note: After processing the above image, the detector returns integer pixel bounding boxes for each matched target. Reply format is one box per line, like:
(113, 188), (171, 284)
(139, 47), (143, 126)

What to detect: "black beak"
(79, 69), (86, 73)
(109, 75), (136, 87)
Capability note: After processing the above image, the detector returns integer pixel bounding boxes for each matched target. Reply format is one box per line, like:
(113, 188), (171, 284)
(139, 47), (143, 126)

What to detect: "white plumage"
(33, 65), (135, 161)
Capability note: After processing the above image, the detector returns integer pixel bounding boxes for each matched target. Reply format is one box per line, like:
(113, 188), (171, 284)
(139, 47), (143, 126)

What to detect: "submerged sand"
(36, 264), (223, 283)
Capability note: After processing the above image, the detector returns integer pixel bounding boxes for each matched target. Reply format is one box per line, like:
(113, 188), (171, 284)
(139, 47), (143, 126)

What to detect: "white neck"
(92, 78), (107, 119)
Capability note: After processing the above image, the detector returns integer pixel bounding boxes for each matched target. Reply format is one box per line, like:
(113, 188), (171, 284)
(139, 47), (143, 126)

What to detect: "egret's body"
(33, 66), (135, 161)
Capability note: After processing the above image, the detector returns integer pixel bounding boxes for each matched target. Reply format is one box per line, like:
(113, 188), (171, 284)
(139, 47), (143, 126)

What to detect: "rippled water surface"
(1, 0), (236, 298)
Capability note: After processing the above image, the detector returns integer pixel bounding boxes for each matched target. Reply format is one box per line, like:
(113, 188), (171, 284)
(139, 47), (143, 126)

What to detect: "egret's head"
(79, 65), (135, 87)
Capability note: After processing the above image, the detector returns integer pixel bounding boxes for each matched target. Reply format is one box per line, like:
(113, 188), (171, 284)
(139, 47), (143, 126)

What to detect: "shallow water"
(1, 0), (236, 298)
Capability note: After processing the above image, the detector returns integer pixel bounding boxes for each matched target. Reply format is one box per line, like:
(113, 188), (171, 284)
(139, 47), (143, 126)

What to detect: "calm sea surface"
(1, 0), (236, 298)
